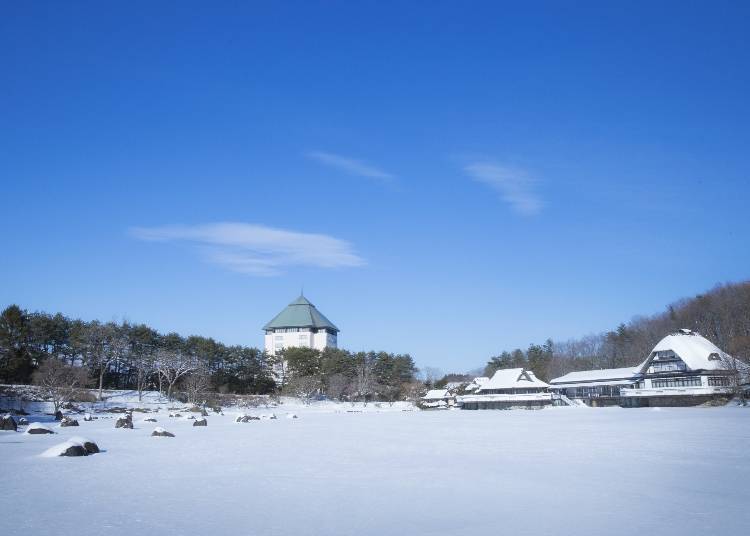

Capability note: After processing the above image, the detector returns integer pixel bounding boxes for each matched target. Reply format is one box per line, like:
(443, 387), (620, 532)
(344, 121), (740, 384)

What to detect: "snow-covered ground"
(2, 401), (749, 536)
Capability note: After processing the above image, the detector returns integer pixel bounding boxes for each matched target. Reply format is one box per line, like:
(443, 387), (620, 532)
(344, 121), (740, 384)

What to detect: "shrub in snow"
(260, 413), (277, 420)
(26, 423), (55, 435)
(41, 437), (100, 457)
(143, 417), (157, 423)
(1, 414), (17, 431)
(193, 418), (207, 427)
(151, 427), (175, 437)
(54, 410), (63, 421)
(235, 414), (260, 423)
(60, 417), (79, 427)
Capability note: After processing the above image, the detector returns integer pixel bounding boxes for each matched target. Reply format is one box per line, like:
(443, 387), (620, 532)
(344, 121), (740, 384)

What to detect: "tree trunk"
(98, 368), (105, 400)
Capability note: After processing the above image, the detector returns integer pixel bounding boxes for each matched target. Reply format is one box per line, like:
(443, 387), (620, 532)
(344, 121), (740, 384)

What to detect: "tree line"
(476, 280), (750, 382)
(277, 346), (419, 404)
(0, 304), (419, 403)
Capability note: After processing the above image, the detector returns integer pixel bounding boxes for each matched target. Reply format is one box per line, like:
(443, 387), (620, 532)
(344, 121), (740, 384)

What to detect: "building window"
(651, 376), (702, 388)
(708, 376), (731, 387)
(650, 361), (687, 373)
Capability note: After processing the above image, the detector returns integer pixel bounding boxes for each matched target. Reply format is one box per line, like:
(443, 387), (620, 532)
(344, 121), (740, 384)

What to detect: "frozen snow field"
(2, 406), (749, 536)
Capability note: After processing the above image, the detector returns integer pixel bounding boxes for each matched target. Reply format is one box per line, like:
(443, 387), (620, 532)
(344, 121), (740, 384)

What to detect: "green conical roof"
(263, 295), (339, 332)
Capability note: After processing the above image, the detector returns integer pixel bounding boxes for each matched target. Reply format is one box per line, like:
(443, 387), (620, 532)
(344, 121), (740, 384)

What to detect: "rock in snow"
(83, 413), (94, 421)
(151, 427), (175, 437)
(143, 417), (157, 423)
(60, 417), (79, 427)
(25, 423), (55, 435)
(54, 410), (64, 421)
(18, 417), (29, 426)
(41, 437), (100, 457)
(115, 414), (133, 429)
(235, 414), (260, 423)
(286, 413), (298, 419)
(1, 414), (17, 431)
(193, 418), (207, 427)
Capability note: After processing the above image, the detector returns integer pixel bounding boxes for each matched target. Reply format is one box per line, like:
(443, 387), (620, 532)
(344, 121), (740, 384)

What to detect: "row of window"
(651, 377), (702, 388)
(708, 376), (732, 387)
(649, 362), (687, 373)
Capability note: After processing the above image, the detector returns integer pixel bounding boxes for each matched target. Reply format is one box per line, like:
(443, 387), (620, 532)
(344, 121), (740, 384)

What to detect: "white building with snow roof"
(620, 329), (747, 407)
(550, 330), (747, 407)
(420, 389), (455, 409)
(457, 368), (551, 410)
(549, 366), (640, 407)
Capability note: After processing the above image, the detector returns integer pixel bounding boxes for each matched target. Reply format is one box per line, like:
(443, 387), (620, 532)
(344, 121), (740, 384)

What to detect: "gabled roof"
(422, 389), (452, 400)
(478, 368), (549, 391)
(465, 376), (490, 391)
(263, 295), (339, 332)
(550, 367), (640, 385)
(636, 330), (732, 373)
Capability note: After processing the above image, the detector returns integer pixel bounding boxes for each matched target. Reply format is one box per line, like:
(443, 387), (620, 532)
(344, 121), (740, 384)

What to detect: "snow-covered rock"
(169, 413), (182, 418)
(25, 423), (55, 435)
(18, 417), (29, 426)
(115, 414), (133, 429)
(151, 427), (174, 437)
(41, 437), (100, 457)
(286, 413), (298, 420)
(1, 414), (17, 431)
(60, 417), (79, 427)
(235, 414), (260, 423)
(83, 413), (94, 421)
(193, 418), (207, 427)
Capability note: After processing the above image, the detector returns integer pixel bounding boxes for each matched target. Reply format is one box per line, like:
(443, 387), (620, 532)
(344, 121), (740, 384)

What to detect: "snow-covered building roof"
(465, 377), (490, 391)
(636, 329), (736, 373)
(478, 368), (549, 391)
(549, 367), (640, 387)
(422, 389), (452, 401)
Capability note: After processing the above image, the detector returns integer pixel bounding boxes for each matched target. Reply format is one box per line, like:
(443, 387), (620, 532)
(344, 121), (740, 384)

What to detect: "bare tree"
(326, 373), (351, 401)
(352, 352), (377, 406)
(401, 381), (427, 403)
(283, 375), (319, 403)
(155, 348), (197, 401)
(32, 359), (89, 412)
(183, 365), (211, 405)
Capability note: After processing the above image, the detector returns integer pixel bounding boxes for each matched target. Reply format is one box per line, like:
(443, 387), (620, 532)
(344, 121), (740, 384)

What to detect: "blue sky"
(2, 1), (749, 373)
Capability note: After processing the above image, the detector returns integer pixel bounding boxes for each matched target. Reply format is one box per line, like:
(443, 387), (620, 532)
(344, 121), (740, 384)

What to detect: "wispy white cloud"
(464, 162), (543, 215)
(306, 151), (394, 181)
(130, 222), (365, 276)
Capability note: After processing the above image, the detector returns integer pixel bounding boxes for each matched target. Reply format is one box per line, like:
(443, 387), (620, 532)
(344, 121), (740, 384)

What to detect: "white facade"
(264, 328), (337, 356)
